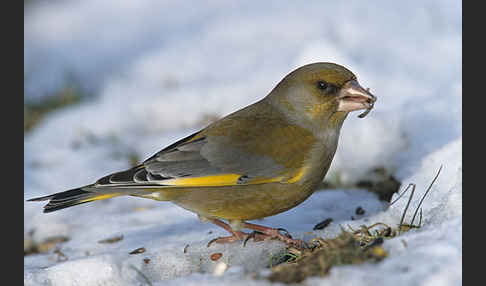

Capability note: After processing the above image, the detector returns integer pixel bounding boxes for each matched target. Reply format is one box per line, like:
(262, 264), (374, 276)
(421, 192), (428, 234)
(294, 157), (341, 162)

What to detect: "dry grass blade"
(398, 184), (416, 233)
(397, 165), (442, 232)
(390, 182), (414, 206)
(409, 165), (442, 226)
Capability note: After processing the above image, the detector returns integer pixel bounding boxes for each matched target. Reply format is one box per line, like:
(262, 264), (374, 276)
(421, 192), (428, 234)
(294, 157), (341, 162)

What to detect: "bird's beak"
(337, 80), (377, 117)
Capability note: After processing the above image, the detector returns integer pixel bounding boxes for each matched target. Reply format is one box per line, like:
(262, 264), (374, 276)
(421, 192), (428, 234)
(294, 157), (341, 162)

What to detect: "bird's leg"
(206, 218), (252, 247)
(242, 222), (306, 249)
(205, 219), (306, 249)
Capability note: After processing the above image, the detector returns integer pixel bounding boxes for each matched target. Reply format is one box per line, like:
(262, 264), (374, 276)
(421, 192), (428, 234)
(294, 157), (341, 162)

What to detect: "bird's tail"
(27, 186), (122, 213)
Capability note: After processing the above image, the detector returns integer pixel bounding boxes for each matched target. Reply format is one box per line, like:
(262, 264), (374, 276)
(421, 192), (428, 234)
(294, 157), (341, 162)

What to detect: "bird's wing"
(95, 114), (316, 189)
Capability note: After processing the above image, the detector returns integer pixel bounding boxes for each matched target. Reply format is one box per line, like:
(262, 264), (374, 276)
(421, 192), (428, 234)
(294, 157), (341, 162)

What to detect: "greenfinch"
(28, 62), (376, 247)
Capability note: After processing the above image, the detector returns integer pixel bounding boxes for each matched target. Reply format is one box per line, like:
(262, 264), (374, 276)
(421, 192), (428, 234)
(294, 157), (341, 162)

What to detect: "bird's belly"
(170, 182), (316, 220)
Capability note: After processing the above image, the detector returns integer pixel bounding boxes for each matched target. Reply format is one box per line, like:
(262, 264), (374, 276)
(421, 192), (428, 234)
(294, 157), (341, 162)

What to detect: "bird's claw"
(207, 230), (249, 247)
(207, 237), (220, 248)
(277, 227), (292, 238)
(242, 228), (306, 250)
(243, 231), (265, 247)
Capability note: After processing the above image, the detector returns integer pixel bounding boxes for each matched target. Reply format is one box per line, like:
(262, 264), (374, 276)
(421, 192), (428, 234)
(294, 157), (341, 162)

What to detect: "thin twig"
(366, 222), (391, 230)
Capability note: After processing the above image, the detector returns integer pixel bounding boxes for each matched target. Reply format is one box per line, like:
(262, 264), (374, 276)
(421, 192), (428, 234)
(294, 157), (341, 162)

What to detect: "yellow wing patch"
(161, 165), (310, 187)
(249, 165), (310, 184)
(79, 193), (120, 203)
(162, 173), (282, 187)
(162, 174), (242, 187)
(284, 165), (310, 184)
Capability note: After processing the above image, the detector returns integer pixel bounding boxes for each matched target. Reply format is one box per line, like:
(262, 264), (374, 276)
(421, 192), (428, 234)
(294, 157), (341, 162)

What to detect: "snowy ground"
(24, 1), (461, 285)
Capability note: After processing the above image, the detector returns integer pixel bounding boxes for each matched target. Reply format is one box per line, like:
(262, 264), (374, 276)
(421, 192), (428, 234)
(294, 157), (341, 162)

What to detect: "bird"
(28, 62), (376, 248)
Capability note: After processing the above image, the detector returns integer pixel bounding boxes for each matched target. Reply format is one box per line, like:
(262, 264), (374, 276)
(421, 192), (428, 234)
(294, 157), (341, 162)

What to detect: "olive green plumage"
(28, 62), (376, 226)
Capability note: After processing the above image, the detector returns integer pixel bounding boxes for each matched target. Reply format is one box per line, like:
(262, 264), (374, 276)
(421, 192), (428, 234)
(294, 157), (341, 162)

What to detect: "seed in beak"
(357, 88), (375, 118)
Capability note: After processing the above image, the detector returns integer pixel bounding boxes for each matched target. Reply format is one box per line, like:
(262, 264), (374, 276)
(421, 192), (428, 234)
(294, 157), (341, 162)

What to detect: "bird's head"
(266, 62), (376, 130)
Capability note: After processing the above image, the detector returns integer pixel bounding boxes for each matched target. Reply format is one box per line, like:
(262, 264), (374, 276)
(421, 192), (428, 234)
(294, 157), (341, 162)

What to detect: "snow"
(24, 0), (461, 285)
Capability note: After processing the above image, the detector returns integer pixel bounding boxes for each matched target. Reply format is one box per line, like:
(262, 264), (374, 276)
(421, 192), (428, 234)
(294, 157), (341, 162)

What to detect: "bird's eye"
(317, 80), (329, 90)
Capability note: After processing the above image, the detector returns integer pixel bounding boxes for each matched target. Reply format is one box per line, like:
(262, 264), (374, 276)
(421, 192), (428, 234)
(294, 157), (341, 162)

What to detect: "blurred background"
(24, 0), (461, 196)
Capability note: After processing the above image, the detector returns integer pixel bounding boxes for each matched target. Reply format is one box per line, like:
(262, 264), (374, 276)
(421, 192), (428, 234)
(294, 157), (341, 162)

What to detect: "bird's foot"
(204, 218), (306, 249)
(242, 222), (307, 249)
(207, 230), (249, 247)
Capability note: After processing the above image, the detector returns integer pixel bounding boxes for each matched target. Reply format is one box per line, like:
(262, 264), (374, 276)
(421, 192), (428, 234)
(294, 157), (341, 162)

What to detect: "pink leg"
(206, 218), (250, 247)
